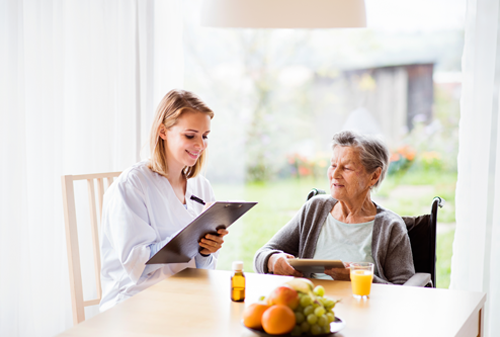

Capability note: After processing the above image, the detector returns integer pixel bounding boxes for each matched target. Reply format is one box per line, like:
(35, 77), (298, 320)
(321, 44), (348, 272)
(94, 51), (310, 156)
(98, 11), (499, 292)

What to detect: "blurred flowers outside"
(388, 145), (416, 176)
(419, 151), (444, 171)
(284, 153), (330, 180)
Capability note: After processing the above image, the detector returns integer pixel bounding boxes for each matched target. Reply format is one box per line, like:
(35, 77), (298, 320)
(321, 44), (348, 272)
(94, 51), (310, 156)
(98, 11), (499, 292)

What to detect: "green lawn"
(374, 170), (457, 223)
(213, 177), (326, 274)
(436, 229), (454, 288)
(212, 172), (456, 289)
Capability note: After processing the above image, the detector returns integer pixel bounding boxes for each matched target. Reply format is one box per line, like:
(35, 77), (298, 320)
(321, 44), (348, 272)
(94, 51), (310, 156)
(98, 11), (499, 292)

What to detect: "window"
(182, 0), (464, 288)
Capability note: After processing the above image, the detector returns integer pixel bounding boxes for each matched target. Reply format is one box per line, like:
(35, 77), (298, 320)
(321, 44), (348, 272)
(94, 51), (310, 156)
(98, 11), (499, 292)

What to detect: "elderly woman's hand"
(199, 228), (229, 255)
(267, 253), (304, 277)
(324, 262), (352, 281)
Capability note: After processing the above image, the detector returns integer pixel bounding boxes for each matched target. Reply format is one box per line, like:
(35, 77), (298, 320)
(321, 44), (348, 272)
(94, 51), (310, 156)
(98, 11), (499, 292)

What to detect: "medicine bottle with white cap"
(231, 261), (245, 302)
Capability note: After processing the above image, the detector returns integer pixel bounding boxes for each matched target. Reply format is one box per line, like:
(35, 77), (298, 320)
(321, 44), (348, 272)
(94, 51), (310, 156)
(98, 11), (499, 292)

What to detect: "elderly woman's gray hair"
(332, 130), (390, 188)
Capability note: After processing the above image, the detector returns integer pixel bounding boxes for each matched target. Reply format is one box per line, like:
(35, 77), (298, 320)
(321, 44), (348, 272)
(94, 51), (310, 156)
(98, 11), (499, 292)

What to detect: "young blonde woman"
(99, 89), (228, 311)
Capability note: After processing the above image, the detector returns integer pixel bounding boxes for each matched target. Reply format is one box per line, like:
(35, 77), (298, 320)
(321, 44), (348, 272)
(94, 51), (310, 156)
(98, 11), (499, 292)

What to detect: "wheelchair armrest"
(403, 273), (432, 287)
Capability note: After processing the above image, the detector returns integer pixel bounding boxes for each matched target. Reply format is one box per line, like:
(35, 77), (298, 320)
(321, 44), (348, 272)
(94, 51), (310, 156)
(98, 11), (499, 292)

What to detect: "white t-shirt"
(99, 161), (216, 311)
(312, 213), (375, 280)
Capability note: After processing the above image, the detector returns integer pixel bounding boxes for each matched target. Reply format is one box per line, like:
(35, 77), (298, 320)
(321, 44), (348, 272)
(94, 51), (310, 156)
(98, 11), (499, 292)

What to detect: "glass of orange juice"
(350, 262), (374, 299)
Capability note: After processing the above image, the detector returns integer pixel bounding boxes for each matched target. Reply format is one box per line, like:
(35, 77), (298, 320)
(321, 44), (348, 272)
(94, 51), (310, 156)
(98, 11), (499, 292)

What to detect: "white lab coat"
(99, 161), (216, 311)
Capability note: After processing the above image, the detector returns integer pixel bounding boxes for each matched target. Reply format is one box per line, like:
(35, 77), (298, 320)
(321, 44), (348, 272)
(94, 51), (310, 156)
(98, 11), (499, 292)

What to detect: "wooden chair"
(61, 172), (121, 325)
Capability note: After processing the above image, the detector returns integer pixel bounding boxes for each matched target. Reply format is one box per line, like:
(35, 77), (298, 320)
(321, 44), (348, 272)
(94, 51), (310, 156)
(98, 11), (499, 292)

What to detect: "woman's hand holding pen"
(202, 201), (214, 212)
(199, 228), (229, 255)
(190, 195), (213, 213)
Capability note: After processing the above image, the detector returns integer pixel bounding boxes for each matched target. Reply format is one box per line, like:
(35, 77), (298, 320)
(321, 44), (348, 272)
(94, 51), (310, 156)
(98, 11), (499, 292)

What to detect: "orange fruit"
(243, 303), (271, 330)
(261, 304), (296, 335)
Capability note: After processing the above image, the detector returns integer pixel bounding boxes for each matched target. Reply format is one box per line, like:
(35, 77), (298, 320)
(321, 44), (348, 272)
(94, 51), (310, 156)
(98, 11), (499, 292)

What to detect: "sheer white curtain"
(450, 0), (500, 335)
(0, 0), (183, 336)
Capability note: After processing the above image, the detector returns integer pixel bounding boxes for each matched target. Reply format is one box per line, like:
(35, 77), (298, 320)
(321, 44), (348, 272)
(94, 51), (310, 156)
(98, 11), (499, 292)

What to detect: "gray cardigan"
(253, 195), (415, 284)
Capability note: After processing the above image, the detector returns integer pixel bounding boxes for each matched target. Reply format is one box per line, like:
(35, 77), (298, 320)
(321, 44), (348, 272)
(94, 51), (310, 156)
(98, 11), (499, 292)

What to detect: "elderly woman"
(254, 130), (415, 284)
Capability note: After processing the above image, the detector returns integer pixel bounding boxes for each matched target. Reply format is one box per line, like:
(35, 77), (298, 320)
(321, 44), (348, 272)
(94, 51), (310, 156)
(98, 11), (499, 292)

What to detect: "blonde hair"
(148, 89), (214, 178)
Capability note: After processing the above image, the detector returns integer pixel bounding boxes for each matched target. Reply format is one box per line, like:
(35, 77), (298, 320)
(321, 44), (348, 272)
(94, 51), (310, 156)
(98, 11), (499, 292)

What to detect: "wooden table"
(57, 268), (486, 337)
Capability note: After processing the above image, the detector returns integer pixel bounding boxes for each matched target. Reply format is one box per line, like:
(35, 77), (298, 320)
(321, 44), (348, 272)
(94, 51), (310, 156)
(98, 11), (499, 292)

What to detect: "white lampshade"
(201, 0), (367, 28)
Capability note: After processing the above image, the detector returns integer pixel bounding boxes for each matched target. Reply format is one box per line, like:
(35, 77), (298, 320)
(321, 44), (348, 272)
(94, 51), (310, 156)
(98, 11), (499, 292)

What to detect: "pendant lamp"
(201, 0), (367, 28)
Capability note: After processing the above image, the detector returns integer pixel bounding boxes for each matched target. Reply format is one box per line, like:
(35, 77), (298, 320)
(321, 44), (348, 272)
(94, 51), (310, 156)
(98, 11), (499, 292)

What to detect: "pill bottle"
(231, 261), (245, 302)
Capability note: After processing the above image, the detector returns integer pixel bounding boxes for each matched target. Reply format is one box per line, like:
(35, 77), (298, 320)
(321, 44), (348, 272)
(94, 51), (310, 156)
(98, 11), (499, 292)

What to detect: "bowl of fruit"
(242, 278), (344, 336)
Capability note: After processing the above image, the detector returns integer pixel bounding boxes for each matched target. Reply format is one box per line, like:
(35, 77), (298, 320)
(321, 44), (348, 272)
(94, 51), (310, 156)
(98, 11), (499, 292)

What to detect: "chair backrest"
(61, 172), (121, 325)
(402, 196), (443, 288)
(306, 189), (444, 287)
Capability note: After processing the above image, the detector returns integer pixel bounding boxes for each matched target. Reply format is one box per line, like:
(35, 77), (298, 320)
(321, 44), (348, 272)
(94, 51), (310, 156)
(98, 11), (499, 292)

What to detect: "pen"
(190, 195), (206, 205)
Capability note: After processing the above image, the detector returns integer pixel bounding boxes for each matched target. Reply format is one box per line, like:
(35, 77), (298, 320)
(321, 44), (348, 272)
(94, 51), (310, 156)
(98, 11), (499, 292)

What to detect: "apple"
(267, 286), (299, 310)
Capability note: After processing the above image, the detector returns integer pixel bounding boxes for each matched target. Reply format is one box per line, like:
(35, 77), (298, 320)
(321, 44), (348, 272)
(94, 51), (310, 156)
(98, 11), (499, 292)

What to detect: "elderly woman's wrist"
(267, 253), (278, 273)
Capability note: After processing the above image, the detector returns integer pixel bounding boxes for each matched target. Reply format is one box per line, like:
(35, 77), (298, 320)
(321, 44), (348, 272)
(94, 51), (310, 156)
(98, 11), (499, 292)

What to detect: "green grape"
(317, 315), (328, 327)
(310, 324), (322, 335)
(291, 326), (302, 336)
(307, 313), (318, 325)
(324, 298), (336, 309)
(300, 294), (312, 307)
(303, 305), (314, 316)
(324, 298), (333, 306)
(295, 305), (304, 313)
(326, 312), (335, 323)
(295, 311), (305, 324)
(300, 321), (311, 333)
(323, 325), (332, 334)
(312, 301), (320, 309)
(314, 306), (326, 317)
(313, 285), (325, 297)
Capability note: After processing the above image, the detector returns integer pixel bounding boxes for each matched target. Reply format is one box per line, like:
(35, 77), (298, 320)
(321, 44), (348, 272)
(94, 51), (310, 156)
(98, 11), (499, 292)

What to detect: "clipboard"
(288, 259), (345, 277)
(146, 201), (257, 264)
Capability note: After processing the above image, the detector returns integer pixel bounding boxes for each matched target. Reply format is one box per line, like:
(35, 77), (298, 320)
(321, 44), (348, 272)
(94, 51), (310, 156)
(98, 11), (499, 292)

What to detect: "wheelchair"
(306, 188), (445, 287)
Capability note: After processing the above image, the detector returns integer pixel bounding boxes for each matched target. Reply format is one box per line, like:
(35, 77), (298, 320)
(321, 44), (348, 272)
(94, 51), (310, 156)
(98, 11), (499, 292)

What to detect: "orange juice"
(350, 269), (373, 296)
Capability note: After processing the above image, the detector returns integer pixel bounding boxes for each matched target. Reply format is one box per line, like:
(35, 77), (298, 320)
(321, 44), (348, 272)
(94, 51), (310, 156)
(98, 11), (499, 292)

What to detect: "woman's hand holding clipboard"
(146, 200), (257, 264)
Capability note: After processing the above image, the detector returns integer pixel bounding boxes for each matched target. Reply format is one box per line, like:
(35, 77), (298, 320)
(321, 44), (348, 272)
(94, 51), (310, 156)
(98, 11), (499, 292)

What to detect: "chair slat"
(106, 177), (114, 189)
(87, 179), (102, 301)
(97, 178), (105, 222)
(62, 175), (86, 324)
(71, 172), (122, 181)
(83, 299), (101, 306)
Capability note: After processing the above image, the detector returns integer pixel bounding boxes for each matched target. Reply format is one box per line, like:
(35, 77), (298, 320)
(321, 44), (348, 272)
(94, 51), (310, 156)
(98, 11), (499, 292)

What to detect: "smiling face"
(160, 109), (211, 174)
(327, 146), (380, 205)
